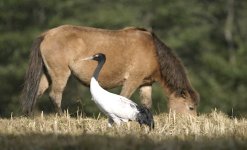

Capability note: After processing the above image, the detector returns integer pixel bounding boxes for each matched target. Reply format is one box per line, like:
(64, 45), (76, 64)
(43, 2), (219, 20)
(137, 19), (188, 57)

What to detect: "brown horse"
(21, 25), (199, 116)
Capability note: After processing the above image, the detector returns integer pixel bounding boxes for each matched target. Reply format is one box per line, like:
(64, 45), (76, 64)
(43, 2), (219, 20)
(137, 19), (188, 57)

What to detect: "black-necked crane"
(82, 53), (154, 130)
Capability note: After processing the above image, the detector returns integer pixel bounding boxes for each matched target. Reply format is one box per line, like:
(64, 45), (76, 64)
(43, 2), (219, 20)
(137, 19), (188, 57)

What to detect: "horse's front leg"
(120, 78), (153, 109)
(139, 85), (152, 109)
(120, 78), (143, 99)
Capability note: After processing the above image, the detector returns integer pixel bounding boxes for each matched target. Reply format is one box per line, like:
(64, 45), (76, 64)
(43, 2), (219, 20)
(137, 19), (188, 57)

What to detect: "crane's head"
(82, 53), (106, 62)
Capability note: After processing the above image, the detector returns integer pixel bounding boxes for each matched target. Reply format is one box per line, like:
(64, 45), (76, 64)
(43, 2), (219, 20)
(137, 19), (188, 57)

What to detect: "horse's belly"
(76, 68), (126, 89)
(97, 74), (125, 89)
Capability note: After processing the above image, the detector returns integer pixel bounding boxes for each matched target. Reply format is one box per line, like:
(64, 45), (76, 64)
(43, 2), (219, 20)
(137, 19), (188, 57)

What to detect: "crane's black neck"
(93, 57), (106, 80)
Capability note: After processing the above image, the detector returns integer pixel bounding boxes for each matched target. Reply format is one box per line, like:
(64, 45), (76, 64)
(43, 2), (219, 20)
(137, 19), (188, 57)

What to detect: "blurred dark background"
(0, 0), (246, 117)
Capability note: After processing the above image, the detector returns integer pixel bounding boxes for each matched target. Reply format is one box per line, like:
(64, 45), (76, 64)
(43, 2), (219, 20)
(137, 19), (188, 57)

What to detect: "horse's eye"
(189, 106), (194, 111)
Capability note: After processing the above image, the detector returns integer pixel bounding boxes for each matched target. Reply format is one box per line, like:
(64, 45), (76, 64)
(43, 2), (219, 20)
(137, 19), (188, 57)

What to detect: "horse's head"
(168, 89), (199, 116)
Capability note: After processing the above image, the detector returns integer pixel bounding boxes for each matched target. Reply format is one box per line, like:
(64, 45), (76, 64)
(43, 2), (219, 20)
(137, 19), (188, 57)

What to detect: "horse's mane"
(123, 27), (149, 32)
(151, 32), (199, 103)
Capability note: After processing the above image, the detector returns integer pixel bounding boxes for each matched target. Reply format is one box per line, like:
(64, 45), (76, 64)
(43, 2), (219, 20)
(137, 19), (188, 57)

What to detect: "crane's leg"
(108, 117), (114, 127)
(112, 117), (121, 126)
(108, 116), (122, 127)
(108, 114), (122, 126)
(139, 85), (152, 109)
(121, 118), (129, 123)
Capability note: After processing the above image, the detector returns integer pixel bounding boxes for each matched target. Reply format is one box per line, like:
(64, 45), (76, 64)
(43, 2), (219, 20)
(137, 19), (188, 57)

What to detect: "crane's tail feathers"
(136, 106), (155, 130)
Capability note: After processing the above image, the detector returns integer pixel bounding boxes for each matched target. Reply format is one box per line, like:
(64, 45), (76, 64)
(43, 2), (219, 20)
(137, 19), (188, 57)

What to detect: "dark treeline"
(0, 0), (246, 117)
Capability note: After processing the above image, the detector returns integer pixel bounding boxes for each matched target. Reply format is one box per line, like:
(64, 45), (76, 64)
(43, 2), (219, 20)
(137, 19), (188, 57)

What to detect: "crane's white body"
(90, 77), (139, 126)
(82, 53), (154, 129)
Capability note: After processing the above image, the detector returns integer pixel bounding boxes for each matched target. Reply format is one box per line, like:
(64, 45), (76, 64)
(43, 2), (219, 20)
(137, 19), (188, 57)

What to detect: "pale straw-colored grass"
(0, 110), (246, 150)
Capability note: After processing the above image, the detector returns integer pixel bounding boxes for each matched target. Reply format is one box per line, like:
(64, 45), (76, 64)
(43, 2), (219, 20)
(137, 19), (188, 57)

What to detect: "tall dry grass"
(0, 110), (246, 150)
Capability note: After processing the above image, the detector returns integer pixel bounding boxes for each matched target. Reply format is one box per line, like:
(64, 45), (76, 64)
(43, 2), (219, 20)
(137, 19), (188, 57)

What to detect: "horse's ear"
(176, 89), (187, 98)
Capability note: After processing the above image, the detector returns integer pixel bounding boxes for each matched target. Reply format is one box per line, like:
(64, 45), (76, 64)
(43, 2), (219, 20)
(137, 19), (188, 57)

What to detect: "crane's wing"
(90, 79), (139, 120)
(108, 93), (139, 120)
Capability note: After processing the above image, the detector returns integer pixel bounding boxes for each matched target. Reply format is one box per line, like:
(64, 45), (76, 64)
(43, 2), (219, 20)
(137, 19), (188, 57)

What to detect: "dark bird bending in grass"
(82, 53), (154, 130)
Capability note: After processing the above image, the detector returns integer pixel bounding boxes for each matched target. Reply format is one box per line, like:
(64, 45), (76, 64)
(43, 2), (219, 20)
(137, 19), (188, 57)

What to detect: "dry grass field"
(0, 111), (246, 150)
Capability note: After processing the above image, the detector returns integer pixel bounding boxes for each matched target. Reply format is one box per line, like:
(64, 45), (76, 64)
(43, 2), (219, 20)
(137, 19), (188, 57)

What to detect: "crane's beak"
(81, 56), (94, 61)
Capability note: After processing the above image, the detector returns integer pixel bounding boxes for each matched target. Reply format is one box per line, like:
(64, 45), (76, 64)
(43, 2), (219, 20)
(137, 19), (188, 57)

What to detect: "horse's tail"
(21, 36), (44, 115)
(136, 105), (155, 130)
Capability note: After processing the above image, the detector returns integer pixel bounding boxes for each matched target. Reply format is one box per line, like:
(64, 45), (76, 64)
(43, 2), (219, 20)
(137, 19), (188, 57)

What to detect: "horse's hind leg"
(139, 85), (152, 109)
(37, 74), (49, 97)
(49, 69), (71, 115)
